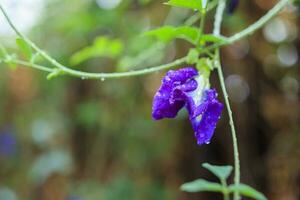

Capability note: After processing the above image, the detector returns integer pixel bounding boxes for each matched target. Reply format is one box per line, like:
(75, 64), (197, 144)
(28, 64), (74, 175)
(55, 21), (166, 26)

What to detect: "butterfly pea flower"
(152, 67), (223, 145)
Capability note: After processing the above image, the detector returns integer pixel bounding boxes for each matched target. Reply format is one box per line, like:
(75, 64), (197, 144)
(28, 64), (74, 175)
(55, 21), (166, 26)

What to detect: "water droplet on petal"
(205, 141), (210, 144)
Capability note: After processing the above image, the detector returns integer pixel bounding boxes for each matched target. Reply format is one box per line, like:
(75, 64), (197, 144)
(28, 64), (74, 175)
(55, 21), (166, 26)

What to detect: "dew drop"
(101, 77), (105, 81)
(81, 77), (86, 80)
(205, 141), (210, 144)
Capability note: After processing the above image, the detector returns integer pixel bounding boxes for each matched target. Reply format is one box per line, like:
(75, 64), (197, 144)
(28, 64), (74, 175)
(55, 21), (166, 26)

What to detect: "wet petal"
(189, 89), (223, 145)
(152, 67), (198, 120)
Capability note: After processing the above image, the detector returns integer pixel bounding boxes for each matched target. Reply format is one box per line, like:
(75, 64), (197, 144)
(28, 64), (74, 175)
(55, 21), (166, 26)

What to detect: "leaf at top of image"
(166, 0), (203, 10)
(144, 26), (199, 44)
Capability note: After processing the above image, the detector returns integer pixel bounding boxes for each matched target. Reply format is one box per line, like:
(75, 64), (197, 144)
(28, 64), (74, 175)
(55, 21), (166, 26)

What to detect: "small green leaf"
(166, 0), (202, 10)
(181, 179), (223, 193)
(186, 49), (199, 64)
(16, 38), (32, 59)
(144, 26), (199, 44)
(70, 36), (124, 65)
(229, 184), (267, 200)
(202, 163), (233, 180)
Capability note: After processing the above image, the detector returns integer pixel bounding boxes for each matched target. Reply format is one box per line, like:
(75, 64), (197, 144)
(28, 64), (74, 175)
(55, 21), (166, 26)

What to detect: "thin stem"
(184, 0), (218, 27)
(184, 13), (200, 26)
(9, 60), (55, 72)
(13, 56), (187, 79)
(207, 0), (219, 12)
(220, 179), (230, 200)
(213, 1), (225, 36)
(44, 56), (187, 79)
(213, 0), (240, 200)
(216, 51), (240, 200)
(196, 11), (206, 47)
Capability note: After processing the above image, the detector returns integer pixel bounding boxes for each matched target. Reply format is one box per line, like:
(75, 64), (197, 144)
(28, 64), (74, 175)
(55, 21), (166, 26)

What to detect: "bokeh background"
(0, 0), (299, 200)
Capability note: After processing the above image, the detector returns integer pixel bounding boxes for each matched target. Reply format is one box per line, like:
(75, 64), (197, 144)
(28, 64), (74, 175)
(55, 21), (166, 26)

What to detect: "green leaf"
(202, 163), (233, 180)
(181, 179), (223, 193)
(70, 36), (124, 65)
(186, 49), (199, 64)
(229, 184), (267, 200)
(166, 0), (202, 10)
(16, 38), (32, 59)
(144, 26), (199, 44)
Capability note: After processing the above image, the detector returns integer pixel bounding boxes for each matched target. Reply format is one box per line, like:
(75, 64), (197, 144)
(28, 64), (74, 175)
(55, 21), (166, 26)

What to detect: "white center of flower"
(187, 75), (209, 106)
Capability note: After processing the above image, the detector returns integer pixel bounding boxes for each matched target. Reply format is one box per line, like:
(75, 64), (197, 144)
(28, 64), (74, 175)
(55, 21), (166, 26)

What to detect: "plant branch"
(196, 11), (206, 47)
(220, 179), (230, 200)
(8, 60), (55, 72)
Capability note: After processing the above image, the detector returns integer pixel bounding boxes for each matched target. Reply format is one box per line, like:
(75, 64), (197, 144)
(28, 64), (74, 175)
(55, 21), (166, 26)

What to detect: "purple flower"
(152, 67), (223, 145)
(228, 0), (239, 14)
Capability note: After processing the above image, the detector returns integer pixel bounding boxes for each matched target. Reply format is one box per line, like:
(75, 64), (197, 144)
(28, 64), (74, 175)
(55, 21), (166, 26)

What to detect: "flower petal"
(152, 67), (198, 120)
(189, 89), (223, 145)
